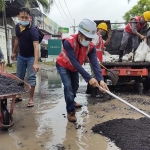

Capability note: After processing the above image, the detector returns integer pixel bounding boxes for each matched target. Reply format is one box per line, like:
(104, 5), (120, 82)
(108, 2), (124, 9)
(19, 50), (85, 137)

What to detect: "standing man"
(11, 7), (39, 107)
(119, 11), (150, 62)
(56, 18), (109, 122)
(93, 22), (112, 62)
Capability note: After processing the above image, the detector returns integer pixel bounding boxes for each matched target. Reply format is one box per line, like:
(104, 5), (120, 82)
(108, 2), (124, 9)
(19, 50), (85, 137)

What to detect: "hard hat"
(78, 18), (97, 39)
(143, 11), (150, 21)
(97, 22), (108, 31)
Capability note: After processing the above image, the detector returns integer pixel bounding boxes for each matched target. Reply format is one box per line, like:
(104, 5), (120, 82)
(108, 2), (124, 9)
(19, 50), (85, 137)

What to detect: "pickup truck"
(94, 20), (150, 90)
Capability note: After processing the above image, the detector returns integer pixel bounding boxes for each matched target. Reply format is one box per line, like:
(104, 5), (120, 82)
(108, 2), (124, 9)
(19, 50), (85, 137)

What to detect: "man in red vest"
(119, 11), (150, 62)
(93, 22), (112, 62)
(56, 18), (109, 122)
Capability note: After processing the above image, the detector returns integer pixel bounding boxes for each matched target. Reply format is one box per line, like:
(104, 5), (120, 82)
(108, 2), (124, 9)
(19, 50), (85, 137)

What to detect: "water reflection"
(36, 64), (92, 95)
(47, 69), (62, 89)
(35, 68), (62, 97)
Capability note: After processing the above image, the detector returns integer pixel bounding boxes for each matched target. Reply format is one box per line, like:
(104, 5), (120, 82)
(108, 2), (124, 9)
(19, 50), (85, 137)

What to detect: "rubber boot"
(119, 50), (124, 62)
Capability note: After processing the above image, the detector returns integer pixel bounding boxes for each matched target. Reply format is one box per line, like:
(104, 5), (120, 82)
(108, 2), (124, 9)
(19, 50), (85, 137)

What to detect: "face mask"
(100, 31), (106, 36)
(80, 39), (90, 46)
(19, 20), (29, 26)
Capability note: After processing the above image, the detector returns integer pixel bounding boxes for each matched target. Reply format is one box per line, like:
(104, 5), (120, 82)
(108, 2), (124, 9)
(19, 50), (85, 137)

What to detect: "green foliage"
(0, 0), (52, 12)
(123, 0), (150, 23)
(0, 0), (5, 11)
(29, 0), (53, 13)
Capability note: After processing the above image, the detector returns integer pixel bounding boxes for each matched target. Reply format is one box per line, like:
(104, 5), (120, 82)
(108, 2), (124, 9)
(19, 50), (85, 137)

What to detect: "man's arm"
(11, 36), (19, 60)
(33, 41), (39, 72)
(88, 46), (104, 82)
(33, 41), (39, 64)
(104, 30), (113, 47)
(31, 27), (39, 72)
(12, 37), (19, 53)
(131, 19), (146, 40)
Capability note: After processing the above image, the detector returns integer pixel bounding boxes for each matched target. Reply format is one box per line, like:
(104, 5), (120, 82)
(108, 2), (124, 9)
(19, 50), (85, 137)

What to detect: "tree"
(0, 0), (53, 12)
(0, 0), (5, 11)
(123, 0), (150, 23)
(29, 0), (53, 13)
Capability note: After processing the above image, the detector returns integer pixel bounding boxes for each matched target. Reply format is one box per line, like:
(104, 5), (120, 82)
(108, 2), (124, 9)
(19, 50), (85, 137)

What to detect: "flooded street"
(0, 64), (150, 150)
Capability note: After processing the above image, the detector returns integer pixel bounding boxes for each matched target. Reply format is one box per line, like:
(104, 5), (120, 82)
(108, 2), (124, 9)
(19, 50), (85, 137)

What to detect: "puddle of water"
(1, 64), (149, 150)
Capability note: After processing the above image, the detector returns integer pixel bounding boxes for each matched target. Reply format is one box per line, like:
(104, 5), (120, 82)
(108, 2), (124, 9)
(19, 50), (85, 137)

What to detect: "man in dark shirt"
(11, 7), (39, 107)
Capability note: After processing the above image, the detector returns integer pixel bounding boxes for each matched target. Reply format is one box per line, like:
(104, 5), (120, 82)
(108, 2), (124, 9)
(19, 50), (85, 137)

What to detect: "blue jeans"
(16, 55), (36, 86)
(56, 63), (79, 113)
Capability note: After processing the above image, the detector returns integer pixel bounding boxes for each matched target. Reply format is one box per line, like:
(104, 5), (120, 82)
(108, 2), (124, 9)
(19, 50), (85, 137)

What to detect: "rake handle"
(97, 85), (150, 119)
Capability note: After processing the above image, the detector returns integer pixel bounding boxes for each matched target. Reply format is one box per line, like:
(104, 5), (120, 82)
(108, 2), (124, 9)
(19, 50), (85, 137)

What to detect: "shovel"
(100, 63), (119, 86)
(96, 85), (150, 118)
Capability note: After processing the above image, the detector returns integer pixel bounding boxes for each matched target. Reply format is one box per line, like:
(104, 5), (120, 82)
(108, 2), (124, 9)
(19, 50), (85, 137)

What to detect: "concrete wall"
(0, 26), (12, 62)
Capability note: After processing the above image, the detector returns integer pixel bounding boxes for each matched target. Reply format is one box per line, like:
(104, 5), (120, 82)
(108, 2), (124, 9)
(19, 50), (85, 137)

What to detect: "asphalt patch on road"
(92, 117), (150, 150)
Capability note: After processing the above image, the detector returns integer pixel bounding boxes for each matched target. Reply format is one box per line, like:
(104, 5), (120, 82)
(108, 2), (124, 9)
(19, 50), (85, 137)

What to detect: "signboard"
(52, 35), (61, 37)
(48, 39), (62, 55)
(58, 27), (69, 33)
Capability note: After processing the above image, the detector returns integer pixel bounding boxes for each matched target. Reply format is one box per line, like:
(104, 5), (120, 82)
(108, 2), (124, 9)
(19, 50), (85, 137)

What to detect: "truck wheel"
(143, 78), (150, 90)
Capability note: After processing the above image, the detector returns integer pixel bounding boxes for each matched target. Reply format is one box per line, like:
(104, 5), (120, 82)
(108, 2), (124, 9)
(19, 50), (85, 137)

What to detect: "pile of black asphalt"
(0, 75), (25, 95)
(92, 117), (150, 150)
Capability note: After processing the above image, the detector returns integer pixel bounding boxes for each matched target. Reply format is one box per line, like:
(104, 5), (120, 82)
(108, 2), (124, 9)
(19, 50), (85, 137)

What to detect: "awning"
(40, 29), (52, 40)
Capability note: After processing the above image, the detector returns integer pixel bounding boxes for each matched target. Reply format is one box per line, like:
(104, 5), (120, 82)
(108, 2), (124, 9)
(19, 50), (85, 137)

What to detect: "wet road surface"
(0, 64), (150, 150)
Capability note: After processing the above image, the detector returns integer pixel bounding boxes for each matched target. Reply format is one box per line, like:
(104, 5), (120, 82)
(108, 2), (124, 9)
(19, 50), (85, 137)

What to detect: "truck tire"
(143, 78), (150, 90)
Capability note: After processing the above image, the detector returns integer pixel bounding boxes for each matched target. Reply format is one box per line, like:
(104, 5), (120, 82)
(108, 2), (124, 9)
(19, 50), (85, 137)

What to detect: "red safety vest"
(96, 33), (104, 62)
(125, 16), (147, 34)
(56, 34), (94, 72)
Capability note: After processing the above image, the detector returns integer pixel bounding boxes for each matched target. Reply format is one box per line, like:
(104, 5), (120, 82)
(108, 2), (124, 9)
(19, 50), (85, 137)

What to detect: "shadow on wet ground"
(0, 64), (150, 150)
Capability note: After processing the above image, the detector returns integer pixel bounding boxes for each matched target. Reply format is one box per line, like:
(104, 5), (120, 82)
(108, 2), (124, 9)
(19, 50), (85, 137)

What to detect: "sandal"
(10, 98), (22, 103)
(27, 102), (34, 107)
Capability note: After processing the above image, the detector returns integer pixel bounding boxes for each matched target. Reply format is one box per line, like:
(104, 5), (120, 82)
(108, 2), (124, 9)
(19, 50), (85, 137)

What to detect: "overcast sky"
(48, 0), (138, 35)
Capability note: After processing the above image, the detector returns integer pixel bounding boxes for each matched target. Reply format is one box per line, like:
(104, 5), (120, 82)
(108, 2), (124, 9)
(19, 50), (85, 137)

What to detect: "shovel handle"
(100, 63), (108, 70)
(96, 85), (150, 119)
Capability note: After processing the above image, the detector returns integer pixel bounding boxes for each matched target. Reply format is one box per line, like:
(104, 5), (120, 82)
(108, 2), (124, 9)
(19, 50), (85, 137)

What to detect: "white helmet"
(78, 18), (97, 39)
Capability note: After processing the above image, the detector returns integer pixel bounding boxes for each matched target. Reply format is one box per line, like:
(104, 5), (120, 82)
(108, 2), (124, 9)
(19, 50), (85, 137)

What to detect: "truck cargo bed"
(102, 62), (150, 67)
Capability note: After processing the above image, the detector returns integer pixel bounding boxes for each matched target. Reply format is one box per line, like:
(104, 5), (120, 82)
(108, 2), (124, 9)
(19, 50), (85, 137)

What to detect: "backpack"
(35, 27), (44, 43)
(17, 24), (44, 43)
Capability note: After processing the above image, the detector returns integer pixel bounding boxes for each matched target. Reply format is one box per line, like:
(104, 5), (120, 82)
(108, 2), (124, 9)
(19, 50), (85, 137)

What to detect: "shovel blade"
(107, 69), (119, 86)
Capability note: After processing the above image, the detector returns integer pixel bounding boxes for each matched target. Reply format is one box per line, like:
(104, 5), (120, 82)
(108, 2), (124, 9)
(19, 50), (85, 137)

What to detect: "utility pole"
(3, 0), (14, 67)
(70, 19), (78, 34)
